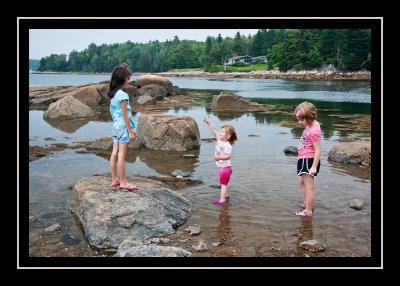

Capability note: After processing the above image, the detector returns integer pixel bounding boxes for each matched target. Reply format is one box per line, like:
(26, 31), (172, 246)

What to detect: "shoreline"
(30, 70), (371, 80)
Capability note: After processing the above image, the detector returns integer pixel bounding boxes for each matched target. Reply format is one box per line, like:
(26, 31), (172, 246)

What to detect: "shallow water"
(28, 75), (371, 257)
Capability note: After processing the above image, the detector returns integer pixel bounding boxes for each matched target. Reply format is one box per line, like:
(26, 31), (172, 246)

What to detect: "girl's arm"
(121, 100), (135, 139)
(204, 117), (218, 137)
(309, 141), (321, 176)
(214, 153), (231, 161)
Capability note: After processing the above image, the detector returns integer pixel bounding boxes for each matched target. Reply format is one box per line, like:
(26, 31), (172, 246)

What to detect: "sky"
(29, 29), (259, 59)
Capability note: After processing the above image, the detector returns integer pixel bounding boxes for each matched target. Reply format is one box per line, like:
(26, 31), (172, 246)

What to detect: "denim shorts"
(112, 125), (130, 144)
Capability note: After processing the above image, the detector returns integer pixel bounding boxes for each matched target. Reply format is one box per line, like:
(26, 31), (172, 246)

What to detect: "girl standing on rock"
(108, 64), (138, 191)
(204, 117), (237, 204)
(293, 102), (321, 217)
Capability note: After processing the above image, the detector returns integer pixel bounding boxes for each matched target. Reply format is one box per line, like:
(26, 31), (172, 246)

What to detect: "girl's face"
(220, 128), (230, 141)
(297, 117), (307, 127)
(123, 76), (131, 88)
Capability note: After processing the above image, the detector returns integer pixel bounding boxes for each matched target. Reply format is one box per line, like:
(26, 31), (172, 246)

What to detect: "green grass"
(208, 64), (268, 73)
(167, 68), (204, 72)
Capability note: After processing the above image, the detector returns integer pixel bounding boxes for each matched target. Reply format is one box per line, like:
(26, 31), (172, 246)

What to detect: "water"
(28, 74), (371, 257)
(30, 74), (371, 103)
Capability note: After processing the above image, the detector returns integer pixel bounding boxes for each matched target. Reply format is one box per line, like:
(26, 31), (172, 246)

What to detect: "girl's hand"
(309, 167), (317, 177)
(129, 131), (136, 140)
(204, 117), (209, 124)
(214, 155), (220, 161)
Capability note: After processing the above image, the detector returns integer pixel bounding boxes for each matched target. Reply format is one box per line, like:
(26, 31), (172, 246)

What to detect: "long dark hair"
(108, 65), (132, 98)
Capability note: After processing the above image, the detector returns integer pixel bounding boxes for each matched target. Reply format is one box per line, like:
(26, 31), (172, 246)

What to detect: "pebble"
(350, 199), (364, 210)
(300, 240), (326, 252)
(192, 240), (208, 252)
(44, 223), (61, 232)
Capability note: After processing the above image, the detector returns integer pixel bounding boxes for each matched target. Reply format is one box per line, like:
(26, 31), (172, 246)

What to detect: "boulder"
(136, 75), (173, 95)
(69, 175), (191, 249)
(328, 141), (371, 165)
(171, 85), (188, 96)
(115, 240), (192, 257)
(43, 95), (95, 119)
(138, 84), (168, 99)
(350, 199), (364, 210)
(137, 95), (157, 105)
(121, 85), (139, 99)
(71, 84), (109, 106)
(212, 92), (261, 110)
(299, 240), (326, 252)
(136, 115), (200, 151)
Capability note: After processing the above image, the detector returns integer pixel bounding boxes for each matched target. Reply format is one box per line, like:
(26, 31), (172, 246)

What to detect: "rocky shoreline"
(31, 70), (371, 80)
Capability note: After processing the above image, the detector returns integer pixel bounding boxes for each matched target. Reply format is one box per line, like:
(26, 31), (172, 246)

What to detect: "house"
(251, 56), (268, 63)
(225, 55), (253, 66)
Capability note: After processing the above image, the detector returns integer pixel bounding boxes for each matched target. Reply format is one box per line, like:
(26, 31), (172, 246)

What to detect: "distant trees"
(37, 29), (371, 73)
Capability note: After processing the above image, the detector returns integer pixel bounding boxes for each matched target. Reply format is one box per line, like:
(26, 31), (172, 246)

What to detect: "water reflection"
(298, 217), (313, 241)
(212, 110), (248, 120)
(216, 203), (231, 244)
(92, 148), (200, 175)
(44, 117), (92, 133)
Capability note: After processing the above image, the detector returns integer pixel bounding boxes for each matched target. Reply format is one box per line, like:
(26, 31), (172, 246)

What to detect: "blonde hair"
(294, 101), (317, 123)
(221, 125), (238, 145)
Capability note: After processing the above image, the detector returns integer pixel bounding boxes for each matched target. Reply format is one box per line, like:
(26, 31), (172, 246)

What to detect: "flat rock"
(328, 141), (371, 165)
(188, 226), (201, 235)
(283, 146), (298, 155)
(69, 175), (191, 249)
(44, 95), (95, 119)
(171, 170), (193, 178)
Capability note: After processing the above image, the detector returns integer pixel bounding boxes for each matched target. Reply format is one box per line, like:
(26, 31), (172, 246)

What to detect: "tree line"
(38, 29), (371, 73)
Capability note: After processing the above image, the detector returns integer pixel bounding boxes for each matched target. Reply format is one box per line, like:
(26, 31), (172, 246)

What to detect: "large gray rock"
(328, 141), (371, 165)
(137, 115), (201, 151)
(69, 175), (191, 249)
(43, 95), (95, 119)
(115, 240), (192, 257)
(212, 92), (261, 110)
(138, 84), (168, 99)
(136, 75), (173, 95)
(85, 136), (140, 150)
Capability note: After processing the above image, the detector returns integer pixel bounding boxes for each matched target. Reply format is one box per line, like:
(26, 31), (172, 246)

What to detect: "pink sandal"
(110, 180), (120, 187)
(293, 209), (313, 217)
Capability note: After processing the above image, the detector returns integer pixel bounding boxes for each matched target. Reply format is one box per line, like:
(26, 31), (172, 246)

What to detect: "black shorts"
(297, 158), (320, 176)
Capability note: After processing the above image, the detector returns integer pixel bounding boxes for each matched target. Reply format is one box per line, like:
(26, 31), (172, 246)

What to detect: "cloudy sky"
(29, 29), (259, 59)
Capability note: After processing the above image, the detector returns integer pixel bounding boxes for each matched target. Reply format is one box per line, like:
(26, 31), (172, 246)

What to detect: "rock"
(328, 141), (371, 165)
(44, 223), (61, 232)
(248, 133), (260, 137)
(137, 95), (157, 105)
(350, 199), (364, 210)
(212, 92), (261, 110)
(136, 115), (200, 151)
(44, 95), (95, 119)
(61, 234), (82, 245)
(182, 154), (196, 158)
(29, 216), (37, 223)
(283, 146), (298, 156)
(209, 184), (220, 189)
(171, 170), (193, 178)
(171, 85), (188, 95)
(115, 240), (192, 257)
(44, 137), (56, 141)
(192, 240), (208, 252)
(211, 242), (221, 247)
(138, 84), (168, 99)
(188, 226), (201, 235)
(300, 240), (326, 252)
(69, 175), (191, 249)
(85, 136), (140, 150)
(122, 85), (139, 99)
(160, 238), (170, 243)
(176, 175), (183, 179)
(70, 84), (109, 106)
(75, 148), (90, 154)
(136, 75), (173, 95)
(149, 238), (160, 244)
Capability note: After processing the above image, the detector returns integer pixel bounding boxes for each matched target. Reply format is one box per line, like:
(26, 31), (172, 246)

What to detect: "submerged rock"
(192, 240), (208, 252)
(115, 240), (192, 257)
(350, 199), (364, 210)
(300, 240), (326, 252)
(137, 94), (157, 105)
(44, 223), (61, 232)
(136, 115), (200, 151)
(138, 84), (168, 99)
(44, 95), (95, 119)
(328, 141), (371, 165)
(171, 170), (193, 177)
(283, 146), (298, 156)
(187, 226), (201, 235)
(69, 175), (191, 249)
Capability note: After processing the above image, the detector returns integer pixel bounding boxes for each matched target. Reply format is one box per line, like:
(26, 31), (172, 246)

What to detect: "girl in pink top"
(293, 102), (321, 217)
(204, 117), (238, 204)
